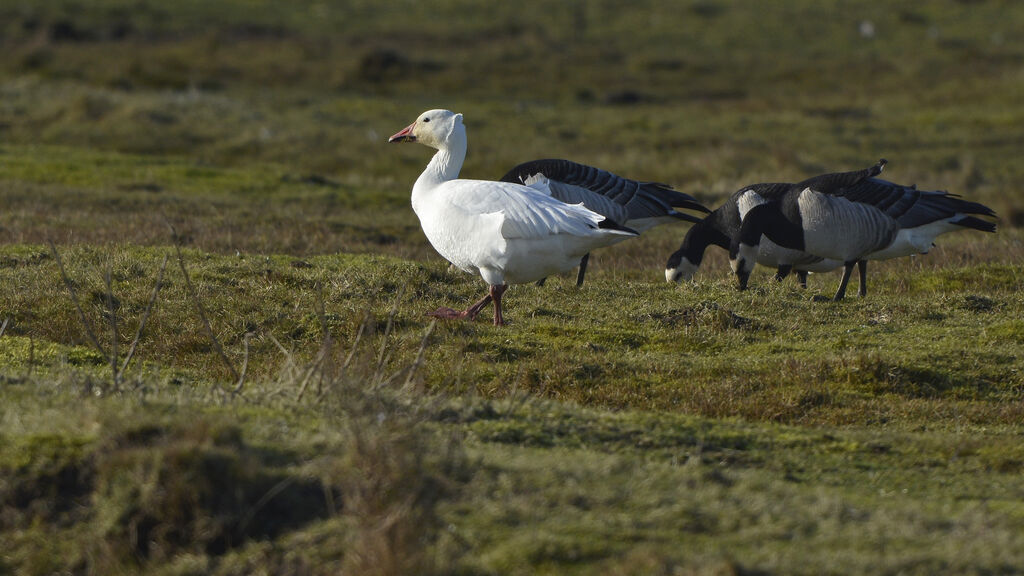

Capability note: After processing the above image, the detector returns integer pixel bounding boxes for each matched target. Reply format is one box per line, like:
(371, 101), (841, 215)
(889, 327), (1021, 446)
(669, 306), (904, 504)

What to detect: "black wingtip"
(597, 217), (639, 235)
(668, 211), (705, 225)
(954, 215), (997, 233)
(647, 184), (712, 213)
(685, 200), (713, 214)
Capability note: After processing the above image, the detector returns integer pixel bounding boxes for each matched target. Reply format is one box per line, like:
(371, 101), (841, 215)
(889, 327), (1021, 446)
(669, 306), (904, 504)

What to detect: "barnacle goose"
(731, 159), (997, 300)
(665, 182), (842, 287)
(500, 159), (710, 286)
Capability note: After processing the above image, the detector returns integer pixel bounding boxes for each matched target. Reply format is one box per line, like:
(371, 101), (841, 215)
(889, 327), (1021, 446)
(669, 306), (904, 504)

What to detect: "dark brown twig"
(296, 345), (328, 402)
(232, 332), (252, 395)
(27, 334), (34, 378)
(342, 313), (370, 375)
(313, 283), (333, 397)
(403, 320), (436, 391)
(120, 255), (168, 375)
(374, 285), (405, 382)
(102, 265), (121, 386)
(48, 240), (105, 357)
(167, 224), (240, 383)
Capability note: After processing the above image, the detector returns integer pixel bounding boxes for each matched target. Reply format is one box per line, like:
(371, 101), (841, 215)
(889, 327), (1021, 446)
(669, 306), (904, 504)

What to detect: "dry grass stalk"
(232, 332), (252, 395)
(48, 240), (105, 357)
(403, 320), (436, 392)
(50, 242), (170, 387)
(166, 222), (241, 384)
(314, 283), (333, 396)
(374, 285), (405, 385)
(119, 255), (168, 375)
(102, 265), (121, 385)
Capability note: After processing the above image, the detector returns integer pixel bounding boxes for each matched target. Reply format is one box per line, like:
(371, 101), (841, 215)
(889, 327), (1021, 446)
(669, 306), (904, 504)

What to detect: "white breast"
(413, 192), (506, 275)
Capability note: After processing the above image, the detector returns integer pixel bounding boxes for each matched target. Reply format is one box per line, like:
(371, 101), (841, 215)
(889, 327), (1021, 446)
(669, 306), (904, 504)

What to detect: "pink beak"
(388, 122), (416, 143)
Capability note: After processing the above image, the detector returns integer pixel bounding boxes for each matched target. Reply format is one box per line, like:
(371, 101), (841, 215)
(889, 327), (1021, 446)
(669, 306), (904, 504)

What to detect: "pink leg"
(465, 294), (493, 319)
(490, 284), (508, 326)
(427, 294), (492, 321)
(426, 285), (509, 325)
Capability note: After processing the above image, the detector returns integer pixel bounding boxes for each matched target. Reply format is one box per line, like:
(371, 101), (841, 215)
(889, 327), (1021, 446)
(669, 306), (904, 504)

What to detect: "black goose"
(500, 159), (710, 286)
(732, 159), (997, 300)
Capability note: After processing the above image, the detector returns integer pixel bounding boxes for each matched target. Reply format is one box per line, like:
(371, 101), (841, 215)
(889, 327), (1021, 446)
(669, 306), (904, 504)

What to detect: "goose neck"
(416, 129), (467, 190)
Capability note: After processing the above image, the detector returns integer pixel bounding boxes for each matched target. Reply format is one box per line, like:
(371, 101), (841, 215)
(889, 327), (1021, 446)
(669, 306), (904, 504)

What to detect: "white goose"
(388, 109), (637, 325)
(500, 158), (709, 286)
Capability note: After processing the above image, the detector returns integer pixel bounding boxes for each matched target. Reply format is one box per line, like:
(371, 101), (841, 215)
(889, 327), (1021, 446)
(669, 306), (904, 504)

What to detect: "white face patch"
(665, 257), (698, 283)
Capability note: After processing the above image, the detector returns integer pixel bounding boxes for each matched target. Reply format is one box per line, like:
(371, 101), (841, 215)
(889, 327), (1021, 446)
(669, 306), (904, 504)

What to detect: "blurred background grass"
(1, 0), (1021, 271)
(2, 0), (1022, 199)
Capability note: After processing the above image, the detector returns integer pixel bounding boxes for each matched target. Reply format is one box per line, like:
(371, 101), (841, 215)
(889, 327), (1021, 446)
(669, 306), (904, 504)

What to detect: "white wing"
(438, 179), (616, 240)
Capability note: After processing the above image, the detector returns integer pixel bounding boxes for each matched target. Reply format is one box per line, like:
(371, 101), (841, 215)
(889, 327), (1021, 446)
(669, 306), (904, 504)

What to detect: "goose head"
(665, 222), (709, 283)
(665, 249), (699, 283)
(388, 109), (464, 149)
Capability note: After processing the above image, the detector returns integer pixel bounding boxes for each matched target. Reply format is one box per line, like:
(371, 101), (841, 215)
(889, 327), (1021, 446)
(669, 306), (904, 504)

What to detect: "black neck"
(680, 219), (730, 265)
(739, 203), (805, 250)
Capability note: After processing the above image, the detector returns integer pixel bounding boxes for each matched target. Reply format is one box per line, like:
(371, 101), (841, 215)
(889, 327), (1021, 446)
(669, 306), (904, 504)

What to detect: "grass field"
(2, 1), (1023, 574)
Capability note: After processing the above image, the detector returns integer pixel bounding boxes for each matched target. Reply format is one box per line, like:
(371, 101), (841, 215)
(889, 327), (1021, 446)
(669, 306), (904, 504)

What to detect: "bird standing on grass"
(500, 159), (709, 286)
(665, 180), (842, 288)
(389, 109), (637, 325)
(731, 159), (997, 300)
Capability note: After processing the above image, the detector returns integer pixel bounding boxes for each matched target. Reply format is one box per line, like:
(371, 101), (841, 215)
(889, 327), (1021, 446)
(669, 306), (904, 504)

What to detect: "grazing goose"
(732, 159), (997, 300)
(500, 159), (710, 286)
(665, 181), (842, 287)
(388, 109), (637, 325)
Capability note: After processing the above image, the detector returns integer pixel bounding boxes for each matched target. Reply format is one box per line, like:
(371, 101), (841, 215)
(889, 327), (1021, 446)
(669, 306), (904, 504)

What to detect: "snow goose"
(388, 109), (637, 325)
(731, 159), (997, 300)
(665, 181), (842, 287)
(500, 158), (710, 285)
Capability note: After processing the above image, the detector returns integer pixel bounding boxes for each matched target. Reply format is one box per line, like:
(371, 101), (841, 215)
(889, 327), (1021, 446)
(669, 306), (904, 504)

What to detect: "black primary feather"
(500, 158), (710, 221)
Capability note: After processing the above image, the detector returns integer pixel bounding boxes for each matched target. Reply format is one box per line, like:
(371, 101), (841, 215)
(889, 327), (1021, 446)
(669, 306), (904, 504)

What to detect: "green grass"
(1, 0), (1023, 574)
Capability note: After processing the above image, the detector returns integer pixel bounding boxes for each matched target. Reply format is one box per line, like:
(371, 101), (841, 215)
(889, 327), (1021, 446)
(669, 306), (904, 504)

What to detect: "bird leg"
(832, 261), (856, 301)
(857, 260), (867, 298)
(575, 253), (591, 287)
(426, 284), (509, 325)
(537, 253), (589, 288)
(490, 284), (508, 326)
(775, 265), (793, 282)
(796, 270), (808, 289)
(427, 294), (492, 321)
(736, 269), (751, 291)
